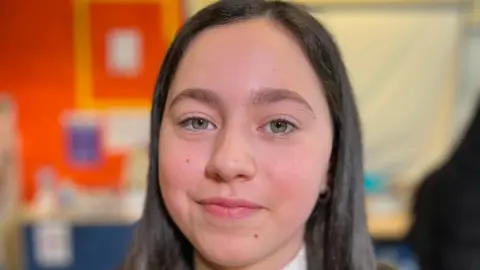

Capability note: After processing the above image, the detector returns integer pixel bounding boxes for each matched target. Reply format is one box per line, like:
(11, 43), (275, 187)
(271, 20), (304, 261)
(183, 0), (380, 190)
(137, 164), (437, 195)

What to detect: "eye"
(264, 119), (297, 135)
(179, 117), (216, 131)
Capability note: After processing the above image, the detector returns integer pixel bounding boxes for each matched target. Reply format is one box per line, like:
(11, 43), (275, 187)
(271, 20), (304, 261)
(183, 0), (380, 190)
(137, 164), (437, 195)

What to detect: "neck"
(195, 244), (306, 270)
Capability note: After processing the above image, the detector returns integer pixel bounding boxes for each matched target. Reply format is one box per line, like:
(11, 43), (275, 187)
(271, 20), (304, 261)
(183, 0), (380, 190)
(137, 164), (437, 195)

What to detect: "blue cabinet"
(23, 224), (134, 270)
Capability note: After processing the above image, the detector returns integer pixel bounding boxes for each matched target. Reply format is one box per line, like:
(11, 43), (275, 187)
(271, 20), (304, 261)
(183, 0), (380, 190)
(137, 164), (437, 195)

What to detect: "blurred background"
(0, 0), (479, 269)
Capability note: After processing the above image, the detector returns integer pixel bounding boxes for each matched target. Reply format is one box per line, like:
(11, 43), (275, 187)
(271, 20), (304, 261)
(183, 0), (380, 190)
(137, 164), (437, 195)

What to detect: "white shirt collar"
(195, 245), (307, 270)
(282, 245), (307, 270)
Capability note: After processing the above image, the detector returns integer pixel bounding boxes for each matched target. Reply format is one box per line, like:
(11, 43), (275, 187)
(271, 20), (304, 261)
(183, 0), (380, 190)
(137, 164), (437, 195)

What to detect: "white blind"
(313, 7), (463, 182)
(455, 29), (480, 139)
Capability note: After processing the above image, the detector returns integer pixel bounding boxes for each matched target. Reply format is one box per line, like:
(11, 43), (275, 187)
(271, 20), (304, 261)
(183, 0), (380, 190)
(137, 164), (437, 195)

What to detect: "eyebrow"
(169, 88), (222, 110)
(168, 87), (314, 115)
(252, 87), (314, 115)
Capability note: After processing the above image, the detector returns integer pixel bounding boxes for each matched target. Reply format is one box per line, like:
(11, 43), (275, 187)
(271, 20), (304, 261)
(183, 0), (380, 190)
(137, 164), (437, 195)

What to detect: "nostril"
(205, 159), (256, 183)
(204, 170), (224, 183)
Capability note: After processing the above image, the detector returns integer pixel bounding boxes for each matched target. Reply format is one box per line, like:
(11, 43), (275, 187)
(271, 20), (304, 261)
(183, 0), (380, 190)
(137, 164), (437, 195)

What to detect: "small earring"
(319, 188), (331, 203)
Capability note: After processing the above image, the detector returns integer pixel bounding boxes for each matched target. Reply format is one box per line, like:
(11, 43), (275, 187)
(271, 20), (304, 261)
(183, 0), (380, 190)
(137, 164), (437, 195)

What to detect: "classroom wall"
(0, 0), (183, 202)
(1, 0), (476, 203)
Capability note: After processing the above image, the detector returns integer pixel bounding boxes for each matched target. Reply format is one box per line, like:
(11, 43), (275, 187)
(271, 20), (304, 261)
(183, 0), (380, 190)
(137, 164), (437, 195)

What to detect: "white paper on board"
(102, 109), (150, 154)
(106, 28), (143, 77)
(33, 221), (73, 268)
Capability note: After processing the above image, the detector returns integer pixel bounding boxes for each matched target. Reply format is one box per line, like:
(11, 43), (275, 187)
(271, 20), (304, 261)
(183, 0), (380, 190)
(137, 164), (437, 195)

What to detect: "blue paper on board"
(65, 124), (101, 166)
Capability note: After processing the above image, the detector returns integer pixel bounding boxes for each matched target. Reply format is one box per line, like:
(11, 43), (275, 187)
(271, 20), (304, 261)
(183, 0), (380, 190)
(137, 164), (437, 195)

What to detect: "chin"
(199, 250), (260, 268)
(194, 234), (265, 267)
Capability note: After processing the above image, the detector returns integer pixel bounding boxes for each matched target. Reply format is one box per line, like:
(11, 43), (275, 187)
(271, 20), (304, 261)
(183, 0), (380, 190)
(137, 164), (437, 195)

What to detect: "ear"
(318, 187), (331, 203)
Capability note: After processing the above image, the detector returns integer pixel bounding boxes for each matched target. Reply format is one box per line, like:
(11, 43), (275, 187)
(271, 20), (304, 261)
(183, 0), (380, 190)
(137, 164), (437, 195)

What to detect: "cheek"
(262, 142), (331, 224)
(158, 131), (210, 220)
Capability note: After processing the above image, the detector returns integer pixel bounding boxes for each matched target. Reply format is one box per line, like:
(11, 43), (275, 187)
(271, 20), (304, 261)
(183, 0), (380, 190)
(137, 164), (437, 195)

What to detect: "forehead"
(170, 18), (324, 105)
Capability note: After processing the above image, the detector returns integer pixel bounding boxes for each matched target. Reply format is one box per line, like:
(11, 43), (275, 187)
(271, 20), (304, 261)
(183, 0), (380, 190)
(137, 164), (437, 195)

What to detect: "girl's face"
(159, 18), (333, 269)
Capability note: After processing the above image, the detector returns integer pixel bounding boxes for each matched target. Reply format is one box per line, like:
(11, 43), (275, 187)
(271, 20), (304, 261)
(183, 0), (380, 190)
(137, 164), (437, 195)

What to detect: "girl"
(123, 1), (379, 269)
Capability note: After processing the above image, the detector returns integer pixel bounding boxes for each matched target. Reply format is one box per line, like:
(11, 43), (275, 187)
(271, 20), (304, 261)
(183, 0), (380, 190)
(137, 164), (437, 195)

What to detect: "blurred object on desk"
(0, 94), (18, 225)
(365, 173), (387, 196)
(365, 173), (411, 240)
(33, 166), (59, 217)
(122, 145), (148, 220)
(58, 179), (77, 209)
(33, 221), (73, 269)
(369, 211), (410, 240)
(0, 94), (21, 270)
(25, 185), (141, 225)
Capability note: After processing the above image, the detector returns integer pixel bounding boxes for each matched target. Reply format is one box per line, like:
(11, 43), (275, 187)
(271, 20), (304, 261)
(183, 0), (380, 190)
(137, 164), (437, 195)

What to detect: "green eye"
(191, 118), (209, 129)
(266, 119), (296, 135)
(180, 117), (215, 131)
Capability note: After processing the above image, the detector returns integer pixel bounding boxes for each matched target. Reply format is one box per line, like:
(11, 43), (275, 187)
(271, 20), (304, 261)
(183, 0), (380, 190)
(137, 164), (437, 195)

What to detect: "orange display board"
(75, 0), (182, 109)
(89, 3), (165, 100)
(0, 0), (183, 202)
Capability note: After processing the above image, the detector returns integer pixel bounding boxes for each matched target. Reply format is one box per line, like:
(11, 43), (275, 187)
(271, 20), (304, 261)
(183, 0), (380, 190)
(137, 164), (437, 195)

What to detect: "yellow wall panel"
(470, 0), (480, 26)
(185, 0), (216, 15)
(185, 0), (472, 16)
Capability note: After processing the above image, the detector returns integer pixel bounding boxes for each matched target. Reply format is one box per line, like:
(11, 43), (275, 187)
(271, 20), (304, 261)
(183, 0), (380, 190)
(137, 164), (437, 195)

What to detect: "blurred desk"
(21, 206), (138, 226)
(20, 207), (136, 270)
(368, 211), (411, 240)
(369, 212), (417, 269)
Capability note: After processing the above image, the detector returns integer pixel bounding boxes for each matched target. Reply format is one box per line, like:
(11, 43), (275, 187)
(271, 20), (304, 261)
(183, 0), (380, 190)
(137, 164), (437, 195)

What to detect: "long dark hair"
(123, 1), (375, 269)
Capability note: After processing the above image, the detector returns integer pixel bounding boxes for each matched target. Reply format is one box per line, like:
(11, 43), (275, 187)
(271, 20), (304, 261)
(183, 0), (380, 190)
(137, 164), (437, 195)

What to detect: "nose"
(205, 129), (257, 182)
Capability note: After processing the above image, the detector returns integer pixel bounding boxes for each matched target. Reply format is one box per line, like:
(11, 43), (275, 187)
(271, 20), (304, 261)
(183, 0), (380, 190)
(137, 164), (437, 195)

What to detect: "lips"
(198, 197), (263, 219)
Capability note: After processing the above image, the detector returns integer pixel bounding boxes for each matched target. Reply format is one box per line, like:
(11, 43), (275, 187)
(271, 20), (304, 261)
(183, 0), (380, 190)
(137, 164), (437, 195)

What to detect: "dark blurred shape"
(407, 93), (480, 270)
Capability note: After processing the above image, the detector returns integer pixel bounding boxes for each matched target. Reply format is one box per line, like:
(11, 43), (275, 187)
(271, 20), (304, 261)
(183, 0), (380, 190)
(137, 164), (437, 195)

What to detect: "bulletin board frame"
(73, 0), (183, 110)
